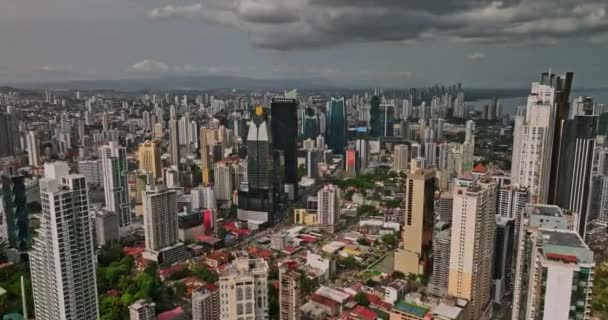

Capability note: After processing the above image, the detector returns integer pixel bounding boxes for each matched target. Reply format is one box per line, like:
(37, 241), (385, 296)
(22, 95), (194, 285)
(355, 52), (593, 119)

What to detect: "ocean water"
(468, 89), (608, 116)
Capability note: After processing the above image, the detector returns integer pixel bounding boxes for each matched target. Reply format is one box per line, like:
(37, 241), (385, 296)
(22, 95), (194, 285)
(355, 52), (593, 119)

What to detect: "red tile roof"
(311, 293), (340, 308)
(158, 307), (184, 320)
(351, 306), (377, 320)
(472, 163), (488, 173)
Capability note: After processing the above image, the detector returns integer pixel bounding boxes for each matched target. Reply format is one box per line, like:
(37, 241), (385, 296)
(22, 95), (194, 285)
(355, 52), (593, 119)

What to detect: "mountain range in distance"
(4, 75), (336, 92)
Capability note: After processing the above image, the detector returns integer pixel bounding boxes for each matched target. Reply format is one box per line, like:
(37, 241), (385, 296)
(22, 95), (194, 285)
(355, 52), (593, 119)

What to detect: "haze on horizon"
(2, 0), (608, 88)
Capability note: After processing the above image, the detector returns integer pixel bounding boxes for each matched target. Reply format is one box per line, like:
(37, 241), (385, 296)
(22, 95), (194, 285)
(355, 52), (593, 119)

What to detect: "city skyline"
(1, 0), (608, 88)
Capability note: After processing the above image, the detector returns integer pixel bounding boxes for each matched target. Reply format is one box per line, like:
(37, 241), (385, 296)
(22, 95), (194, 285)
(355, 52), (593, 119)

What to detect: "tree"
(98, 243), (125, 267)
(354, 292), (369, 306)
(297, 164), (306, 179)
(357, 204), (379, 216)
(340, 256), (360, 270)
(192, 264), (219, 284)
(391, 271), (405, 279)
(99, 296), (121, 320)
(300, 274), (315, 296)
(384, 199), (401, 208)
(593, 263), (608, 318)
(382, 233), (398, 248)
(357, 238), (371, 246)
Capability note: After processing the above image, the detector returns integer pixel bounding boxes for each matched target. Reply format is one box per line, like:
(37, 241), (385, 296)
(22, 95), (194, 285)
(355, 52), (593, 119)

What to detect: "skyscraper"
(100, 141), (132, 228)
(356, 127), (369, 171)
(556, 104), (598, 237)
(428, 221), (451, 298)
(192, 285), (220, 320)
(394, 169), (435, 276)
(279, 261), (301, 320)
(138, 140), (162, 179)
(214, 160), (235, 202)
(169, 117), (180, 167)
(462, 120), (475, 173)
(302, 107), (319, 140)
(493, 216), (515, 304)
(26, 130), (40, 167)
(0, 174), (29, 252)
(512, 205), (593, 320)
(393, 144), (410, 172)
(219, 257), (269, 320)
(369, 95), (382, 137)
(326, 97), (346, 154)
(0, 113), (19, 157)
(510, 78), (558, 204)
(271, 98), (298, 199)
(30, 162), (99, 320)
(546, 72), (575, 204)
(200, 127), (211, 185)
(247, 107), (273, 191)
(317, 184), (341, 233)
(142, 185), (185, 264)
(448, 178), (497, 320)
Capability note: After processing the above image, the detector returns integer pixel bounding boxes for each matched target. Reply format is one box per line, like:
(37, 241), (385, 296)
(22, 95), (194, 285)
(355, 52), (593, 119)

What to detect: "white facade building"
(99, 141), (132, 227)
(317, 184), (341, 233)
(30, 162), (99, 320)
(219, 257), (269, 320)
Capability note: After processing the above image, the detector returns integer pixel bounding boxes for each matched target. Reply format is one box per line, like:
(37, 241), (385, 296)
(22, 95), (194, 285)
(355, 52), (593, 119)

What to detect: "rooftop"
(540, 230), (594, 264)
(530, 204), (563, 217)
(393, 301), (429, 318)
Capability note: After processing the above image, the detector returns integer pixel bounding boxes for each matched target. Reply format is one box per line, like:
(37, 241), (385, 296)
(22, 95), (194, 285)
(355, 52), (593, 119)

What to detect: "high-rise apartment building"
(545, 72), (575, 204)
(355, 127), (369, 171)
(428, 221), (451, 298)
(279, 262), (301, 320)
(302, 108), (319, 140)
(214, 160), (235, 202)
(448, 178), (497, 320)
(219, 257), (269, 320)
(200, 127), (211, 185)
(142, 185), (185, 264)
(247, 107), (273, 191)
(512, 207), (593, 320)
(271, 98), (298, 200)
(192, 284), (220, 320)
(511, 72), (574, 204)
(30, 162), (99, 320)
(493, 216), (515, 304)
(393, 144), (410, 172)
(0, 174), (30, 251)
(169, 117), (180, 166)
(26, 130), (40, 167)
(0, 113), (19, 157)
(100, 141), (132, 227)
(317, 184), (341, 233)
(138, 140), (162, 179)
(78, 159), (102, 186)
(510, 81), (557, 204)
(326, 97), (346, 154)
(462, 120), (475, 172)
(129, 299), (156, 320)
(370, 95), (382, 137)
(394, 169), (435, 276)
(556, 104), (598, 237)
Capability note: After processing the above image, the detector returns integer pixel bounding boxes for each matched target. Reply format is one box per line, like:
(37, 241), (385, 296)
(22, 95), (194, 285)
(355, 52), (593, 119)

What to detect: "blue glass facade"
(326, 97), (346, 154)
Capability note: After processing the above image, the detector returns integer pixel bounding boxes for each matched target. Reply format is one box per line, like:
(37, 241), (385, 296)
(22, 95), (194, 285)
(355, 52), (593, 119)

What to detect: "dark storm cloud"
(148, 0), (608, 50)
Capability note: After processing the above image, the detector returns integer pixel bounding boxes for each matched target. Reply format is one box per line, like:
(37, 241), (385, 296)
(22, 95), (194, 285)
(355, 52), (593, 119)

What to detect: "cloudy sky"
(1, 0), (608, 88)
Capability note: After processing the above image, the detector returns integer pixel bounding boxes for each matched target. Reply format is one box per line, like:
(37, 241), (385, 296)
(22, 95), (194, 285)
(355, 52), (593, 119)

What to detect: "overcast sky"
(1, 0), (608, 88)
